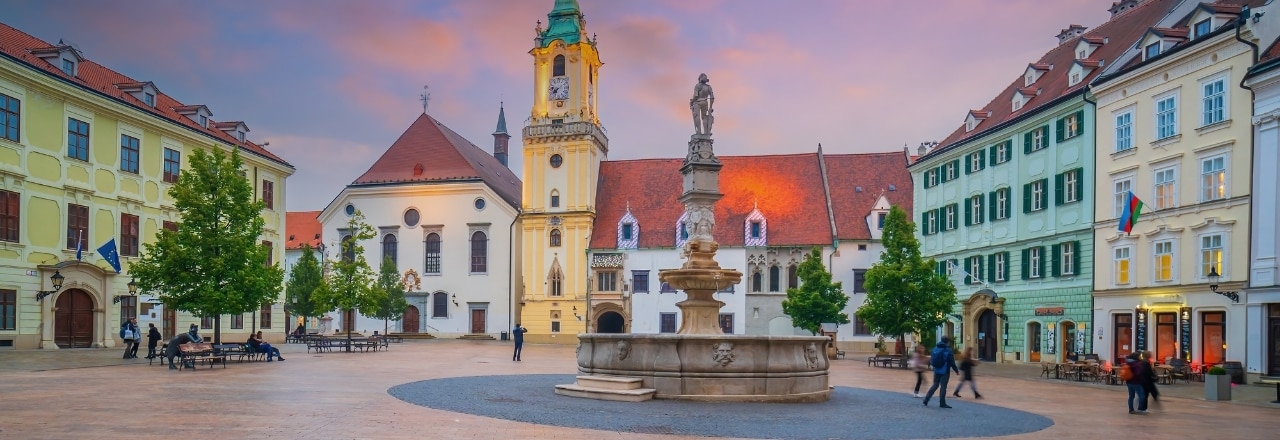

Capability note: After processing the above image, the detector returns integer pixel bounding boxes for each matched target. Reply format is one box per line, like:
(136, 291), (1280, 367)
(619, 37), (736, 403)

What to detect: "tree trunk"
(213, 315), (222, 345)
(346, 308), (353, 353)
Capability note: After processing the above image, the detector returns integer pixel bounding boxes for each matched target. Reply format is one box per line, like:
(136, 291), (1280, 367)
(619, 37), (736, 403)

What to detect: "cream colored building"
(0, 23), (293, 349)
(1090, 1), (1276, 369)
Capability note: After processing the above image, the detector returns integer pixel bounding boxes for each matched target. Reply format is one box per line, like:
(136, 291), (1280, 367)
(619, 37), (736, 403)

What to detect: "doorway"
(403, 305), (420, 333)
(1268, 304), (1280, 376)
(1061, 321), (1077, 360)
(597, 311), (625, 333)
(1028, 322), (1042, 362)
(1155, 312), (1177, 363)
(977, 309), (997, 361)
(163, 307), (176, 339)
(470, 309), (486, 334)
(54, 289), (94, 348)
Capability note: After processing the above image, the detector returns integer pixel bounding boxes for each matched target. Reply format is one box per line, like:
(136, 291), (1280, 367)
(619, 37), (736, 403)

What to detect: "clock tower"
(519, 0), (608, 344)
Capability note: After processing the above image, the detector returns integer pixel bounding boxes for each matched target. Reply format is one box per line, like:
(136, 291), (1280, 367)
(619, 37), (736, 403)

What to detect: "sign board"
(1134, 308), (1149, 352)
(1034, 307), (1065, 316)
(1179, 307), (1192, 361)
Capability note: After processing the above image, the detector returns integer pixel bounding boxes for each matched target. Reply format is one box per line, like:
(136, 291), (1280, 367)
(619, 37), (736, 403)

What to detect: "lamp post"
(113, 277), (139, 304)
(35, 270), (66, 301)
(1206, 266), (1240, 303)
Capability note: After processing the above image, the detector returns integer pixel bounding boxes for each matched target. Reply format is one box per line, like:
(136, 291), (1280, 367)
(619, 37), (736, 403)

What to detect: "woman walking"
(909, 344), (930, 397)
(952, 347), (982, 399)
(119, 318), (140, 359)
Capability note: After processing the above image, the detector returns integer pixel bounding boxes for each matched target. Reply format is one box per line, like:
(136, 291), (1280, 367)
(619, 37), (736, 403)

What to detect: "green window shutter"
(976, 197), (985, 224)
(988, 191), (998, 220)
(1050, 243), (1061, 277)
(1056, 117), (1065, 143)
(963, 258), (972, 285)
(937, 260), (945, 276)
(1003, 140), (1012, 161)
(1039, 246), (1049, 278)
(1072, 240), (1082, 276)
(1022, 183), (1032, 213)
(963, 198), (972, 226)
(964, 155), (972, 175)
(924, 170), (933, 188)
(1023, 132), (1032, 154)
(1075, 110), (1085, 134)
(1020, 249), (1030, 280)
(937, 167), (945, 183)
(1004, 189), (1013, 216)
(979, 150), (986, 170)
(989, 145), (997, 165)
(1054, 172), (1065, 206)
(1074, 169), (1084, 201)
(921, 211), (930, 235)
(987, 254), (997, 283)
(950, 160), (960, 179)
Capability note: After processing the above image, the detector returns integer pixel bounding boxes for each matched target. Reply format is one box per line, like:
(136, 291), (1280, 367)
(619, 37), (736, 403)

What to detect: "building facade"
(318, 111), (521, 339)
(911, 0), (1174, 363)
(518, 0), (607, 344)
(0, 23), (293, 349)
(1244, 35), (1280, 378)
(1090, 0), (1275, 371)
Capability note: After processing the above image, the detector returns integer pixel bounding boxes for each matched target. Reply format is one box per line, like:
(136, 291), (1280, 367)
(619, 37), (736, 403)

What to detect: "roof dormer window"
(212, 121), (250, 144)
(237, 131), (245, 142)
(1194, 19), (1212, 38)
(61, 59), (75, 76)
(199, 114), (207, 127)
(744, 206), (767, 247)
(964, 110), (990, 133)
(1145, 42), (1161, 60)
(1024, 63), (1050, 87)
(143, 92), (155, 107)
(32, 41), (84, 77)
(173, 104), (212, 128)
(1025, 72), (1035, 87)
(115, 81), (159, 108)
(1013, 98), (1024, 112)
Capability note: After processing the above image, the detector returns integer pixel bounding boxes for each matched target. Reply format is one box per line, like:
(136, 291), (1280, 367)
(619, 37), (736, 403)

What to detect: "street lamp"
(114, 277), (139, 304)
(35, 270), (65, 301)
(1206, 266), (1240, 303)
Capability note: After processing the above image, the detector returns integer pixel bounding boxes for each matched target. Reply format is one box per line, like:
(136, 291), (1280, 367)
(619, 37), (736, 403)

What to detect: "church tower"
(519, 0), (607, 344)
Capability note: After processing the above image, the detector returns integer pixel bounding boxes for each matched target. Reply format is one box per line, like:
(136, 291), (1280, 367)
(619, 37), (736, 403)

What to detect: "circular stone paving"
(389, 374), (1053, 439)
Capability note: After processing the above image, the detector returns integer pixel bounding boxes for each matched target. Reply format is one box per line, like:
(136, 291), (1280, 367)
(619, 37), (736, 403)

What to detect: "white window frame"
(927, 169), (939, 187)
(1065, 113), (1080, 139)
(1114, 246), (1132, 286)
(944, 205), (956, 230)
(1155, 92), (1178, 140)
(1113, 177), (1133, 218)
(1115, 109), (1133, 152)
(969, 151), (983, 172)
(1153, 240), (1175, 282)
(970, 195), (983, 224)
(926, 211), (938, 234)
(1194, 18), (1212, 38)
(1200, 155), (1227, 202)
(1199, 233), (1225, 279)
(996, 188), (1009, 220)
(1032, 127), (1046, 150)
(1200, 75), (1227, 126)
(945, 162), (958, 180)
(1154, 166), (1177, 209)
(1029, 247), (1042, 278)
(968, 255), (983, 284)
(1145, 42), (1161, 60)
(1064, 169), (1079, 203)
(994, 253), (1007, 281)
(1031, 180), (1045, 211)
(1061, 242), (1075, 275)
(996, 143), (1010, 163)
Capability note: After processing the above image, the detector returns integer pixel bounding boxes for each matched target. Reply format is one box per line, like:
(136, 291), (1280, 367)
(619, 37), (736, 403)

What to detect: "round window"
(474, 198), (486, 211)
(549, 154), (564, 168)
(344, 204), (356, 216)
(403, 208), (420, 227)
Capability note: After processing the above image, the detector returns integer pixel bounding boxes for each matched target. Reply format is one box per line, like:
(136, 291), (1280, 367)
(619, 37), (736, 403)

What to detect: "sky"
(4, 0), (1114, 211)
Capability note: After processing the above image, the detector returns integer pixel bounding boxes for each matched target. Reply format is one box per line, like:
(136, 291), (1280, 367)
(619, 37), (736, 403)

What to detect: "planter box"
(1205, 374), (1232, 401)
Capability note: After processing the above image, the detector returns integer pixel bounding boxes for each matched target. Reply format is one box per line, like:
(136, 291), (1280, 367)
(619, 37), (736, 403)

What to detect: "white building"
(1245, 36), (1280, 380)
(584, 149), (915, 352)
(318, 110), (521, 339)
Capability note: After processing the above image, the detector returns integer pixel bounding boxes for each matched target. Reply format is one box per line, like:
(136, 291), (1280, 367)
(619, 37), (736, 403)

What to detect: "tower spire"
(492, 102), (510, 168)
(494, 102), (508, 135)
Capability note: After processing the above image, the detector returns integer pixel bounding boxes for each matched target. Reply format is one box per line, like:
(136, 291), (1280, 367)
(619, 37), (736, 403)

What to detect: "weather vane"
(419, 85), (431, 114)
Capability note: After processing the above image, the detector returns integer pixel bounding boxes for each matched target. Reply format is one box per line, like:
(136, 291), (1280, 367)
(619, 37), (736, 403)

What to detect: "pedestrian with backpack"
(922, 336), (960, 408)
(1122, 353), (1149, 414)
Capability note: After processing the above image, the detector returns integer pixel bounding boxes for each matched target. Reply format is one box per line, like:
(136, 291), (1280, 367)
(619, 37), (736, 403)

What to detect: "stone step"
(457, 334), (496, 340)
(390, 333), (436, 340)
(554, 383), (656, 402)
(575, 375), (645, 391)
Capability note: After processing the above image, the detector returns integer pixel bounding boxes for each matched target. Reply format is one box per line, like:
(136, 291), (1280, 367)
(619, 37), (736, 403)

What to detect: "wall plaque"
(1034, 307), (1065, 316)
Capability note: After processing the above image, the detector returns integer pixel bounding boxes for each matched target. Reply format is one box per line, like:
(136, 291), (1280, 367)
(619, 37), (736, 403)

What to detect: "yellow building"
(0, 23), (293, 349)
(518, 0), (607, 344)
(1089, 1), (1273, 368)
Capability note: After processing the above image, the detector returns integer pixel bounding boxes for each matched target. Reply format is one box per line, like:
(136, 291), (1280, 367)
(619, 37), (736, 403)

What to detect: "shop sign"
(1135, 308), (1149, 352)
(1034, 307), (1065, 316)
(1179, 307), (1192, 361)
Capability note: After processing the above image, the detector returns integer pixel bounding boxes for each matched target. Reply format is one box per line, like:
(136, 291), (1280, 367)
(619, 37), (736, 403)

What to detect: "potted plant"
(1205, 366), (1231, 401)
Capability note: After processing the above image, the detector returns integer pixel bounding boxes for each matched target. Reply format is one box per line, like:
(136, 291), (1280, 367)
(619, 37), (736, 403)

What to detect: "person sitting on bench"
(165, 324), (204, 370)
(248, 331), (284, 362)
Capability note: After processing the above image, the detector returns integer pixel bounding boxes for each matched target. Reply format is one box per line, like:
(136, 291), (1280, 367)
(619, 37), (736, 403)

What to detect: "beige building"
(1090, 1), (1276, 372)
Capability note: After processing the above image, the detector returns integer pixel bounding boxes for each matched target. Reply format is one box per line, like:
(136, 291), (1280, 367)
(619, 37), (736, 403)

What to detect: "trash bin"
(501, 331), (509, 341)
(1221, 361), (1246, 384)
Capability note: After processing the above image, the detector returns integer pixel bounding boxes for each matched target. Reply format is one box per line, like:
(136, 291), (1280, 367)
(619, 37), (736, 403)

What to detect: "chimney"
(1108, 0), (1142, 18)
(492, 102), (510, 167)
(1056, 25), (1089, 46)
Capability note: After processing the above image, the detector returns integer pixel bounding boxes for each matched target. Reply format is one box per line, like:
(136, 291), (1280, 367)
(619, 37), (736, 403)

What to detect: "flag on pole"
(75, 230), (84, 261)
(97, 238), (122, 273)
(1118, 191), (1144, 234)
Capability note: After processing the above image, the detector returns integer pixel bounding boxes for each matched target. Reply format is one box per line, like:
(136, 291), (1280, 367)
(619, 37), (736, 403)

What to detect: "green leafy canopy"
(368, 256), (410, 335)
(781, 247), (850, 335)
(284, 243), (325, 327)
(312, 210), (384, 331)
(856, 206), (957, 344)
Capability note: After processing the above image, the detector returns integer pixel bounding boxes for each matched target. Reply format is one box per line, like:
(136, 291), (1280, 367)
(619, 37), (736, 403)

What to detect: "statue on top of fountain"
(687, 73), (719, 165)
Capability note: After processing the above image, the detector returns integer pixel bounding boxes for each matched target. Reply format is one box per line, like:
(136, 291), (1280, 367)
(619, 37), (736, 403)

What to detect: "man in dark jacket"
(145, 323), (162, 359)
(1125, 353), (1149, 414)
(512, 324), (527, 361)
(922, 337), (960, 408)
(165, 324), (204, 370)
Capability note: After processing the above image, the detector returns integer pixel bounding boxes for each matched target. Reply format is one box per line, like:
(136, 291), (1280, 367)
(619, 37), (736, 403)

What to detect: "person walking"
(1123, 352), (1149, 414)
(512, 323), (527, 361)
(119, 318), (140, 359)
(922, 336), (960, 408)
(1141, 350), (1161, 409)
(909, 344), (930, 397)
(952, 347), (982, 399)
(145, 323), (162, 359)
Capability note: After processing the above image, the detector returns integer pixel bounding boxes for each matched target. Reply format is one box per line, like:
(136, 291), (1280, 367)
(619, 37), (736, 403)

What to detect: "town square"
(1, 0), (1279, 438)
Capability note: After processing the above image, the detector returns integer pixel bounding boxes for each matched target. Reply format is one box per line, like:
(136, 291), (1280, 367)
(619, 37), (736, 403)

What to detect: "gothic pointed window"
(550, 229), (562, 247)
(549, 264), (563, 297)
(751, 271), (763, 293)
(769, 265), (781, 292)
(553, 55), (566, 77)
(787, 264), (798, 290)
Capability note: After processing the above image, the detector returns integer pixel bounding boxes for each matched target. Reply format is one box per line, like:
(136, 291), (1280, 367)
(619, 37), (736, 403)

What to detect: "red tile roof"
(1149, 27), (1190, 39)
(351, 113), (521, 208)
(1261, 35), (1280, 63)
(1016, 87), (1039, 96)
(0, 22), (289, 167)
(285, 211), (323, 251)
(589, 151), (913, 249)
(926, 0), (1180, 158)
(1075, 58), (1103, 68)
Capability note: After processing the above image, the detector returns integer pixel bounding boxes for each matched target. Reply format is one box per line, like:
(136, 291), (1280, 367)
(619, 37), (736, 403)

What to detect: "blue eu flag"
(97, 239), (122, 273)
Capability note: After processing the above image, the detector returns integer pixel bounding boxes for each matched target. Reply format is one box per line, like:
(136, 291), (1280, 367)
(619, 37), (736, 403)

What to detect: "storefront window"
(1201, 311), (1226, 365)
(1155, 312), (1176, 363)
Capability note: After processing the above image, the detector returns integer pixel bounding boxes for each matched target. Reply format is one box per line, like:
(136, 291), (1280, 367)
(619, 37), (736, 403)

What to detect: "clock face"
(549, 76), (569, 101)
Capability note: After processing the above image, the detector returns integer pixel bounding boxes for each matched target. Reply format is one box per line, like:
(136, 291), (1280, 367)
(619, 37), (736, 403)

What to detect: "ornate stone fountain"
(557, 74), (831, 403)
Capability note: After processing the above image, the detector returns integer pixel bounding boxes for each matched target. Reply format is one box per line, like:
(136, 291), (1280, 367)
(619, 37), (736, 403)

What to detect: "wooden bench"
(867, 354), (906, 369)
(178, 343), (226, 370)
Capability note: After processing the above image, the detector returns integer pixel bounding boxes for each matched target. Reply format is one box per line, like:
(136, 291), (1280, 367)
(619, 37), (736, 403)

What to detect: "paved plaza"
(0, 340), (1275, 439)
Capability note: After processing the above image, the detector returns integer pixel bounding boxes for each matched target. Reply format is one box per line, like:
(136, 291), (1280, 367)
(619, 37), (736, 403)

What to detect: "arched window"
(432, 292), (449, 318)
(680, 223), (689, 240)
(553, 55), (566, 76)
(551, 190), (560, 208)
(382, 233), (398, 268)
(549, 266), (563, 297)
(769, 265), (781, 292)
(787, 264), (798, 290)
(424, 233), (441, 274)
(751, 271), (763, 293)
(550, 229), (562, 247)
(341, 235), (355, 263)
(470, 231), (488, 273)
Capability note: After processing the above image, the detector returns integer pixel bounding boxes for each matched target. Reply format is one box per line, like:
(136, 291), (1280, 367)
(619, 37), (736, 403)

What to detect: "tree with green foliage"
(368, 256), (409, 337)
(781, 247), (850, 335)
(313, 210), (384, 351)
(284, 244), (324, 335)
(857, 205), (957, 350)
(130, 147), (283, 344)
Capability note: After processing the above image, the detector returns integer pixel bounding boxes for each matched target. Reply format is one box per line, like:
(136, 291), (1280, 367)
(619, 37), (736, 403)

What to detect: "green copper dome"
(539, 0), (585, 48)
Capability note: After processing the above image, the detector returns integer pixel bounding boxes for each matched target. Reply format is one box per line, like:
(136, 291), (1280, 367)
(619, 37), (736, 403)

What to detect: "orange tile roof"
(285, 211), (323, 251)
(351, 113), (521, 208)
(1261, 35), (1280, 63)
(927, 0), (1179, 156)
(0, 22), (290, 167)
(589, 151), (913, 249)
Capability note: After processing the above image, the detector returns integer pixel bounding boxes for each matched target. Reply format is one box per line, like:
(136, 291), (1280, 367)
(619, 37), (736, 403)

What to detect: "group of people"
(121, 321), (285, 369)
(910, 337), (982, 408)
(1123, 350), (1163, 414)
(118, 318), (162, 360)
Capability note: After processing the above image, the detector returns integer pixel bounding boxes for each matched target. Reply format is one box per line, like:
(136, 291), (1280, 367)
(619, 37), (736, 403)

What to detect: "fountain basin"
(576, 333), (831, 402)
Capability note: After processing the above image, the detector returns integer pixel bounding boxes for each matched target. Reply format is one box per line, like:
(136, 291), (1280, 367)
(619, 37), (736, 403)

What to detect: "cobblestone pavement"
(0, 342), (1275, 439)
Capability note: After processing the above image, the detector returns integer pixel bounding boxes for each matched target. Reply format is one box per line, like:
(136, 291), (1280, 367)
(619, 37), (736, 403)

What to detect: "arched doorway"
(402, 305), (419, 333)
(1061, 321), (1077, 361)
(55, 289), (94, 348)
(977, 309), (998, 362)
(597, 311), (625, 333)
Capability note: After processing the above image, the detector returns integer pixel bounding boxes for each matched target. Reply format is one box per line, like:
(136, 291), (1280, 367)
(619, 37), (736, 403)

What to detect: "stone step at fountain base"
(554, 375), (656, 402)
